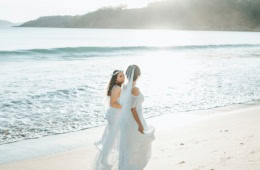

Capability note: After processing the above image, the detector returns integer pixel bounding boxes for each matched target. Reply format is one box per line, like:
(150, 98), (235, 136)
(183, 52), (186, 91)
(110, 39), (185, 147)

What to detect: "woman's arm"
(131, 87), (144, 133)
(131, 108), (144, 133)
(110, 86), (122, 109)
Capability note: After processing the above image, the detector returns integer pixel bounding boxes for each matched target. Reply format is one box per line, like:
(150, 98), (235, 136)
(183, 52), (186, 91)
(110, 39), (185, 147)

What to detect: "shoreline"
(1, 99), (259, 147)
(0, 102), (260, 169)
(3, 26), (260, 33)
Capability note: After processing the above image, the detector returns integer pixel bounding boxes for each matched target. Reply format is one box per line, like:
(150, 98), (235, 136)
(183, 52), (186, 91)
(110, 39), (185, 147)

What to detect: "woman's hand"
(138, 125), (144, 134)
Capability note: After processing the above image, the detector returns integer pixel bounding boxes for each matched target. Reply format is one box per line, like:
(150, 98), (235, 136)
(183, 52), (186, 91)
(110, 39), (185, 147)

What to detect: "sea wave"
(1, 44), (260, 58)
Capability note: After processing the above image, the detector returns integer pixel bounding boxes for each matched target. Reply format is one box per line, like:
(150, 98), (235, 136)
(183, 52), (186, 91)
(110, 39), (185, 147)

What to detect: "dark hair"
(107, 70), (123, 96)
(126, 65), (141, 81)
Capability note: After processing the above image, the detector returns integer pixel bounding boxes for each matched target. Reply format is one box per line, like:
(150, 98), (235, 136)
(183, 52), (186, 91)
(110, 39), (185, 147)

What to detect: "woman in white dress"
(91, 70), (125, 170)
(119, 65), (155, 170)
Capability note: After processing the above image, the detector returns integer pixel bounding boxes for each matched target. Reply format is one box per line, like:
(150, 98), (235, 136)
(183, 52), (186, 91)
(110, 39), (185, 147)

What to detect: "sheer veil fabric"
(91, 65), (155, 170)
(118, 65), (136, 169)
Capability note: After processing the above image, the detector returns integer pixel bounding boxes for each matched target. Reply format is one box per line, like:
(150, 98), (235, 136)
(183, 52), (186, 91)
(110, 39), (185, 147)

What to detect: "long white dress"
(91, 91), (121, 170)
(91, 84), (155, 170)
(119, 89), (155, 169)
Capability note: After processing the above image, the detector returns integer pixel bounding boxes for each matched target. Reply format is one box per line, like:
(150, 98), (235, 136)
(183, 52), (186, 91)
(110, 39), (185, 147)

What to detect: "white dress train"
(119, 90), (155, 170)
(91, 97), (121, 170)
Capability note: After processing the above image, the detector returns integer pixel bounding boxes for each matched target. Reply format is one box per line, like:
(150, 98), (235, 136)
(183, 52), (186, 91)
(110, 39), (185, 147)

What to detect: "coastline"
(0, 102), (260, 169)
(7, 26), (260, 32)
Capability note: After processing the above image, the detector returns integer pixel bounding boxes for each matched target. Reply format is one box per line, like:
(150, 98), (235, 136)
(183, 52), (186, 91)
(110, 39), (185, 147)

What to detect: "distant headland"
(18, 0), (260, 31)
(0, 20), (23, 27)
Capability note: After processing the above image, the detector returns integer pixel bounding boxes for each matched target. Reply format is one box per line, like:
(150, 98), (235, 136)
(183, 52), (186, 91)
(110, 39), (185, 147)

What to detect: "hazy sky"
(0, 0), (158, 23)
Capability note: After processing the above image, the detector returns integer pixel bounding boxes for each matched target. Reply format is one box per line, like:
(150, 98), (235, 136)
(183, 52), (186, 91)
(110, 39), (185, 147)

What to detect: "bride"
(91, 70), (125, 170)
(119, 65), (155, 170)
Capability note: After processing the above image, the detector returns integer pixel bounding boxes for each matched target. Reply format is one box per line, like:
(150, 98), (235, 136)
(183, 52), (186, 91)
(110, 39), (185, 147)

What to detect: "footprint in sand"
(220, 156), (232, 162)
(220, 130), (229, 132)
(194, 141), (199, 144)
(250, 151), (256, 154)
(192, 165), (206, 170)
(198, 165), (205, 168)
(248, 159), (256, 162)
(179, 161), (185, 164)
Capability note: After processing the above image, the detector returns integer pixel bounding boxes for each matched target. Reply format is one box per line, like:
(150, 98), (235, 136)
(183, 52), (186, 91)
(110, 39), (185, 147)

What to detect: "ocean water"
(1, 27), (260, 145)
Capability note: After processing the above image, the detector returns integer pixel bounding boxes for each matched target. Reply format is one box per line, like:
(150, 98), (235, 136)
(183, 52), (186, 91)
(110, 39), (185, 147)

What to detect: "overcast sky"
(0, 0), (158, 23)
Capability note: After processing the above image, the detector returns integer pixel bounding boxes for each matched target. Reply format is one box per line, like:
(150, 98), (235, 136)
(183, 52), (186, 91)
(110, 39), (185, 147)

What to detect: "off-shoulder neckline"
(131, 86), (140, 97)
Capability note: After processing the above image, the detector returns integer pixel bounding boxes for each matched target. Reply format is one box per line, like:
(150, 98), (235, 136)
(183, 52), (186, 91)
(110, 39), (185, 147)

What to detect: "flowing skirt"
(91, 107), (121, 170)
(119, 112), (155, 170)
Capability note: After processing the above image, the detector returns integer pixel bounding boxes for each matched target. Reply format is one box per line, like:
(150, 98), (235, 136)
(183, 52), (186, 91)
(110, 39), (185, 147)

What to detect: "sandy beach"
(1, 1), (260, 169)
(0, 103), (260, 170)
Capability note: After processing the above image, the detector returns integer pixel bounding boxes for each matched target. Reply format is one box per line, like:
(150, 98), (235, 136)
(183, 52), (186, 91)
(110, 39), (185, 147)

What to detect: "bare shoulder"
(111, 85), (121, 94)
(131, 87), (140, 96)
